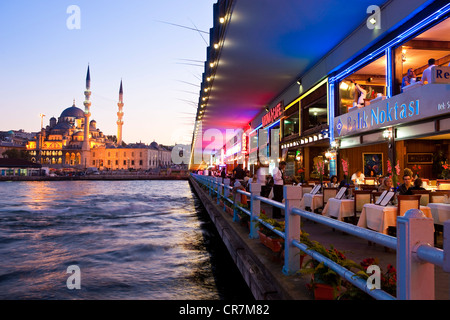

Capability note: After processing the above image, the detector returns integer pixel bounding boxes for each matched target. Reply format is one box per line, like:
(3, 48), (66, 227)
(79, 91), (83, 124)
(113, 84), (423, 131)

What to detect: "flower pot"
(257, 230), (283, 253)
(314, 283), (337, 300)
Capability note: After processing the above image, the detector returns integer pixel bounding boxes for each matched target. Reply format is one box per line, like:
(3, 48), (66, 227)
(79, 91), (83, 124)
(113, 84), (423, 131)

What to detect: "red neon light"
(262, 102), (284, 127)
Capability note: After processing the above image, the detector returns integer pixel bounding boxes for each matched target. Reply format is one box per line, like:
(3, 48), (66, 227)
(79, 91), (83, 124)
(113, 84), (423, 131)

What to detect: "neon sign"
(262, 102), (284, 127)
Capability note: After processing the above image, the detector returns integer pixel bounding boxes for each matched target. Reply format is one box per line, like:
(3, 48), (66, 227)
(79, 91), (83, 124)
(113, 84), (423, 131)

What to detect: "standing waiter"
(272, 161), (286, 219)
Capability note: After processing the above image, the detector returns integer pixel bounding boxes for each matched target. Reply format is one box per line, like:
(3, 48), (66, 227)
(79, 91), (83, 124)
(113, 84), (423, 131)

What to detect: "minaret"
(117, 79), (124, 146)
(82, 65), (91, 151)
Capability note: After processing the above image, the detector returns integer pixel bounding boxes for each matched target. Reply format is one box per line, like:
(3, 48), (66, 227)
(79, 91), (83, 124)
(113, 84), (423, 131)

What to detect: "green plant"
(299, 240), (359, 296)
(256, 214), (285, 239)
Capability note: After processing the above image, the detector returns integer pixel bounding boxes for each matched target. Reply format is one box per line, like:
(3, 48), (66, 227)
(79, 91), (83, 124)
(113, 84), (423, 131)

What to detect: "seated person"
(328, 175), (339, 188)
(351, 169), (365, 185)
(401, 68), (416, 89)
(378, 177), (393, 192)
(398, 174), (413, 195)
(410, 178), (425, 191)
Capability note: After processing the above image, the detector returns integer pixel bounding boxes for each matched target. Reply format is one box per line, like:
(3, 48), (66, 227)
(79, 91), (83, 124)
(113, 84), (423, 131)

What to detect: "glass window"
(396, 17), (450, 93)
(338, 54), (387, 115)
(283, 113), (299, 138)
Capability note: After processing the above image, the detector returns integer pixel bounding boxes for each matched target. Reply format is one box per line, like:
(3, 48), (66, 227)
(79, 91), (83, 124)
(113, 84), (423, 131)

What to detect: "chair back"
(360, 184), (378, 191)
(411, 190), (430, 206)
(397, 195), (420, 216)
(322, 187), (338, 206)
(429, 190), (450, 203)
(437, 180), (450, 190)
(371, 191), (383, 204)
(302, 185), (313, 194)
(364, 178), (376, 185)
(353, 190), (372, 213)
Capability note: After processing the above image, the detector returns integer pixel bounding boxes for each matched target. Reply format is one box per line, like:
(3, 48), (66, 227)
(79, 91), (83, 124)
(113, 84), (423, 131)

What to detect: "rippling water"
(0, 180), (253, 300)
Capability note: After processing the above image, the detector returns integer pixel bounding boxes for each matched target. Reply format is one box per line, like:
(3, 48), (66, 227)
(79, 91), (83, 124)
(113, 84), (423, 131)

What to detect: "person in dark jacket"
(398, 174), (413, 195)
(410, 178), (426, 191)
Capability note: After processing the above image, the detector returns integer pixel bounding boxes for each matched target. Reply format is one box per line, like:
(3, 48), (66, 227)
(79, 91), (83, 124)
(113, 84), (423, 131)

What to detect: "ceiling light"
(214, 43), (219, 49)
(219, 17), (225, 24)
(209, 62), (215, 68)
(207, 77), (211, 82)
(297, 79), (302, 85)
(369, 17), (377, 25)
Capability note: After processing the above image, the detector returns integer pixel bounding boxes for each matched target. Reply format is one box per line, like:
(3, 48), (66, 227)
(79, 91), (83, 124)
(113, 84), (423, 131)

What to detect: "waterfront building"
(190, 0), (450, 184)
(25, 66), (173, 171)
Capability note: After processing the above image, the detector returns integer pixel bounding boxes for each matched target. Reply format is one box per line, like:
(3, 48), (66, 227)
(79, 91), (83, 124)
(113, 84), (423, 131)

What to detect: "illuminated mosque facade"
(26, 66), (172, 170)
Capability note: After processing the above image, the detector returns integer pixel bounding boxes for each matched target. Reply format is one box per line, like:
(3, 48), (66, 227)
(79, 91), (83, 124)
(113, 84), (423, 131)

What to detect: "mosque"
(26, 66), (172, 170)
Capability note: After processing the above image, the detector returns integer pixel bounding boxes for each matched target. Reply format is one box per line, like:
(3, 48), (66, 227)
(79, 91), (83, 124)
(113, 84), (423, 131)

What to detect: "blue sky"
(0, 0), (215, 145)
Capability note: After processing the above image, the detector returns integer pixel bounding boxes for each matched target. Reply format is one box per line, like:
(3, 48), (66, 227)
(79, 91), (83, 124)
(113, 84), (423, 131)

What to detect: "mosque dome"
(60, 105), (85, 119)
(150, 141), (159, 149)
(51, 121), (72, 131)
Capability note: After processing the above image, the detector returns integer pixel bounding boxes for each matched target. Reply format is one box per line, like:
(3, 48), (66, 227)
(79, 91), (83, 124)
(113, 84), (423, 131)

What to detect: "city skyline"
(0, 1), (215, 146)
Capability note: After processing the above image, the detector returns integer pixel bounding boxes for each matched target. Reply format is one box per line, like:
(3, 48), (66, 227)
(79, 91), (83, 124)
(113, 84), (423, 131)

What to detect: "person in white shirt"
(420, 58), (436, 84)
(351, 169), (365, 185)
(272, 161), (286, 218)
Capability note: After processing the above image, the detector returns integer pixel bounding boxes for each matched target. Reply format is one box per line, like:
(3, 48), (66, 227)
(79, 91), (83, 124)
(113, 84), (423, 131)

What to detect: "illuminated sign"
(432, 66), (450, 84)
(335, 84), (450, 137)
(262, 102), (284, 127)
(242, 133), (248, 154)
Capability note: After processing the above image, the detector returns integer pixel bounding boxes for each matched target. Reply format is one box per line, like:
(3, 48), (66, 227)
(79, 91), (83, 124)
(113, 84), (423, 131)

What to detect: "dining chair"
(371, 191), (383, 204)
(322, 187), (338, 209)
(353, 190), (372, 225)
(360, 184), (378, 191)
(302, 184), (313, 194)
(364, 178), (376, 185)
(437, 180), (450, 190)
(387, 195), (421, 238)
(397, 195), (421, 216)
(429, 190), (450, 203)
(411, 190), (431, 206)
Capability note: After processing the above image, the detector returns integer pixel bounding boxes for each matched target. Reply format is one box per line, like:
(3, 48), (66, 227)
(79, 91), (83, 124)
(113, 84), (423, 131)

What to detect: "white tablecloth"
(322, 198), (355, 221)
(357, 203), (432, 234)
(300, 193), (323, 211)
(427, 203), (450, 225)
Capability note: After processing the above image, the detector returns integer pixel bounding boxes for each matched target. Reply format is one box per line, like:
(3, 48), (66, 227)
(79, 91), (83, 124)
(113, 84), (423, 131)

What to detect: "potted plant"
(299, 239), (358, 300)
(255, 214), (285, 253)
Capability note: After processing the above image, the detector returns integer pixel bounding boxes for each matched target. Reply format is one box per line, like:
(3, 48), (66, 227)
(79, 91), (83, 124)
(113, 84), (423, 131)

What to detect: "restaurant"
(331, 11), (450, 187)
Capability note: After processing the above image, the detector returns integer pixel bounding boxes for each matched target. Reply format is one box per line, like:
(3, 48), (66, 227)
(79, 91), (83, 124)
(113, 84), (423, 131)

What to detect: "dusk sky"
(0, 0), (215, 146)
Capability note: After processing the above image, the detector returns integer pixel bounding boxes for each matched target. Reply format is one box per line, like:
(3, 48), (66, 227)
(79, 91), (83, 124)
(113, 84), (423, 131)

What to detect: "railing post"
(282, 185), (302, 275)
(232, 185), (239, 223)
(444, 221), (450, 300)
(249, 183), (261, 239)
(217, 177), (222, 205)
(397, 209), (435, 300)
(223, 178), (230, 211)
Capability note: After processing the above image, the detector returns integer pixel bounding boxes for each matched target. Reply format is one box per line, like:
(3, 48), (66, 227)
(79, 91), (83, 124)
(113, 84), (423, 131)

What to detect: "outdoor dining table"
(427, 202), (450, 226)
(300, 193), (323, 212)
(322, 197), (355, 221)
(357, 203), (433, 235)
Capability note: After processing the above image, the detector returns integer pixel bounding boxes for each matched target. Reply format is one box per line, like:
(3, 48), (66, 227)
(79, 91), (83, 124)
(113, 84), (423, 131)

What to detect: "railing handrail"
(291, 207), (397, 250)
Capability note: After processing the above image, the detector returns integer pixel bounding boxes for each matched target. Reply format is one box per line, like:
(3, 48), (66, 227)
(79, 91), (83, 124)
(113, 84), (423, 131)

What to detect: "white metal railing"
(191, 173), (450, 300)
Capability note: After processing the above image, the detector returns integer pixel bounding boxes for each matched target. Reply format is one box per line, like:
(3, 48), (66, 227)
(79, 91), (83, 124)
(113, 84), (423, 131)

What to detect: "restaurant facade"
(331, 4), (450, 183)
(244, 1), (450, 185)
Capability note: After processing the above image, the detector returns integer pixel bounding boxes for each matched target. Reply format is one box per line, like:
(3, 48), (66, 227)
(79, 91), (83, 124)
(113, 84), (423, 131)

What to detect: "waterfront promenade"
(189, 176), (450, 300)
